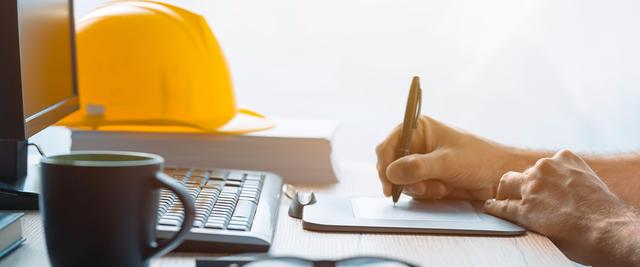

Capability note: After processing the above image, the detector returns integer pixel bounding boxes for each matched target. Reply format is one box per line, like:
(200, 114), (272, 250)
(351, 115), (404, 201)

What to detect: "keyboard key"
(196, 204), (213, 211)
(240, 196), (257, 202)
(245, 174), (262, 181)
(204, 181), (224, 190)
(208, 171), (226, 180)
(207, 217), (227, 223)
(212, 219), (229, 225)
(232, 200), (257, 220)
(172, 169), (190, 177)
(227, 224), (249, 231)
(229, 218), (247, 224)
(243, 185), (260, 190)
(227, 172), (245, 182)
(217, 199), (236, 205)
(242, 191), (258, 197)
(217, 195), (236, 201)
(207, 216), (227, 222)
(159, 218), (180, 226)
(216, 212), (232, 219)
(240, 191), (257, 196)
(165, 212), (184, 219)
(215, 199), (235, 204)
(239, 196), (258, 204)
(212, 209), (232, 216)
(198, 197), (217, 205)
(241, 189), (258, 195)
(195, 197), (214, 203)
(201, 202), (212, 211)
(195, 209), (209, 215)
(221, 187), (239, 195)
(172, 176), (188, 183)
(242, 185), (259, 191)
(205, 222), (225, 229)
(225, 181), (242, 187)
(163, 214), (184, 221)
(190, 169), (209, 178)
(195, 218), (207, 225)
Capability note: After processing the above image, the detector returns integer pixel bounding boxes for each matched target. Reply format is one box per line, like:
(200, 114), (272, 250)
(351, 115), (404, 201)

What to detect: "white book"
(70, 118), (340, 184)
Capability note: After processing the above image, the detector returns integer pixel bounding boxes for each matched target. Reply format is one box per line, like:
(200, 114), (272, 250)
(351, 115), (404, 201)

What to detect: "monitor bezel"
(4, 0), (80, 140)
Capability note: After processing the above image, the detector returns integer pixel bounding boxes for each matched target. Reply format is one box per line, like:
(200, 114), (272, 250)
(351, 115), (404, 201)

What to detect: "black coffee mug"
(40, 151), (195, 267)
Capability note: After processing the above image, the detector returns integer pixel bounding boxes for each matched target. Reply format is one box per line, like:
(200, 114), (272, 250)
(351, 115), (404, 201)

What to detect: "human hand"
(485, 149), (640, 266)
(376, 116), (531, 200)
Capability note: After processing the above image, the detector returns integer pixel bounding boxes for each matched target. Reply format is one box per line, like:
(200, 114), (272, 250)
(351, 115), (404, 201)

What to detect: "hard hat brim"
(213, 109), (275, 134)
(58, 108), (275, 134)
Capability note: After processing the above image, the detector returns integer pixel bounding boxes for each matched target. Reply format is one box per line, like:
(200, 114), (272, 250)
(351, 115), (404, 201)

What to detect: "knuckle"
(502, 171), (519, 180)
(556, 149), (576, 159)
(375, 143), (385, 155)
(376, 162), (384, 173)
(498, 175), (508, 187)
(535, 158), (551, 168)
(534, 158), (556, 172)
(498, 171), (516, 187)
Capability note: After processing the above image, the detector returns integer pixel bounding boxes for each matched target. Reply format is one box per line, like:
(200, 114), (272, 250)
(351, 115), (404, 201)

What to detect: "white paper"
(351, 197), (482, 222)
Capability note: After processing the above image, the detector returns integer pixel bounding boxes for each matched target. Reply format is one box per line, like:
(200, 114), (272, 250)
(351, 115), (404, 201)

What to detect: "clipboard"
(289, 193), (525, 236)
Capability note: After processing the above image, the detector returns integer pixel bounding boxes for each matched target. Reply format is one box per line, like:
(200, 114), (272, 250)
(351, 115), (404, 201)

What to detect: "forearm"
(582, 153), (640, 208)
(500, 146), (553, 173)
(593, 207), (640, 267)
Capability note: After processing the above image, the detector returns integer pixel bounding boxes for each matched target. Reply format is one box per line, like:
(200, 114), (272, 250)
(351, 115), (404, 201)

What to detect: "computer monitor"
(0, 0), (78, 209)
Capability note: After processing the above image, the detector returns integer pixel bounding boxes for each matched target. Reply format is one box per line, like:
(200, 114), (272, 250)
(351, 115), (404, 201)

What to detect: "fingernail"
(484, 199), (495, 206)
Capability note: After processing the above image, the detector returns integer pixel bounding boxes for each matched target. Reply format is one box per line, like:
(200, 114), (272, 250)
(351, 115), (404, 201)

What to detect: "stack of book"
(70, 118), (340, 184)
(0, 212), (25, 258)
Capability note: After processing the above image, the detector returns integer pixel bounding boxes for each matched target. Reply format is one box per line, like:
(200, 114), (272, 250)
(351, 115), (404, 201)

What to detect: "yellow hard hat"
(59, 0), (273, 134)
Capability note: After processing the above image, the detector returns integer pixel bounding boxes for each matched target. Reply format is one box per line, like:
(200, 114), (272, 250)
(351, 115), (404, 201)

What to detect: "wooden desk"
(0, 162), (574, 267)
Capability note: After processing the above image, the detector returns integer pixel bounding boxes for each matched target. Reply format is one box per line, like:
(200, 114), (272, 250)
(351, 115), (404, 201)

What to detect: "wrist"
(500, 146), (552, 173)
(592, 206), (640, 266)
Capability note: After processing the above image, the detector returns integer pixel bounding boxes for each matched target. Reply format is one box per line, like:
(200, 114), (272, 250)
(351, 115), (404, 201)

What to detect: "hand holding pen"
(390, 76), (422, 206)
(375, 93), (518, 204)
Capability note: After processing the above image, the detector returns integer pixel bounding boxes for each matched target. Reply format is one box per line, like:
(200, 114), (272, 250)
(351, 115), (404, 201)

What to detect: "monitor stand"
(0, 154), (42, 210)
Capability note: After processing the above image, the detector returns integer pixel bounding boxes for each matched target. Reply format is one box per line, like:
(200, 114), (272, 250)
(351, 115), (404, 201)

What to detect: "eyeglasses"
(231, 256), (418, 267)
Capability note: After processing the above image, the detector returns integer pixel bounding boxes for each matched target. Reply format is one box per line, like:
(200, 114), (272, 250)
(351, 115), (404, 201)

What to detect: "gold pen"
(391, 76), (422, 206)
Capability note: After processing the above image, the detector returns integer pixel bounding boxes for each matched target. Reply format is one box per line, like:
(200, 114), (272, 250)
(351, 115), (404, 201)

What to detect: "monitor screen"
(18, 0), (78, 138)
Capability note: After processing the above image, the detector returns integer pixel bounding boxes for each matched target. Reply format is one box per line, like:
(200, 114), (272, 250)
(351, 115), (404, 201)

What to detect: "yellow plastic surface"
(59, 0), (273, 133)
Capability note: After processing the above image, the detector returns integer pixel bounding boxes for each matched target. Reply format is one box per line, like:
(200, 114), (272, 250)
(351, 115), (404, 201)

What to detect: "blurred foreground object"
(60, 0), (273, 133)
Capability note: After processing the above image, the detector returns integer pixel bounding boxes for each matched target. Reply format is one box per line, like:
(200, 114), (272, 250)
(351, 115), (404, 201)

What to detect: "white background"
(35, 0), (640, 164)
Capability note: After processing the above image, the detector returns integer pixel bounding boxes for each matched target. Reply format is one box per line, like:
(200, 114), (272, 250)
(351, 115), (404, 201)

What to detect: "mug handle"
(146, 172), (195, 259)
